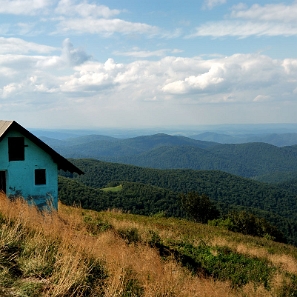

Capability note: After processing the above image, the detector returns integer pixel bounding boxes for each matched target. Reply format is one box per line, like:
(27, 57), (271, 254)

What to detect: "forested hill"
(59, 159), (297, 244)
(43, 133), (297, 180)
(108, 142), (297, 179)
(62, 159), (297, 220)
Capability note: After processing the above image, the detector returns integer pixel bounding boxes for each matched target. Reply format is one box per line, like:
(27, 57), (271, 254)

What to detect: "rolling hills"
(42, 133), (297, 180)
(59, 159), (297, 245)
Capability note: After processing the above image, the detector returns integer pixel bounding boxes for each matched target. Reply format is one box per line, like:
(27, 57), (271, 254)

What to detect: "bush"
(209, 211), (286, 243)
(118, 228), (140, 244)
(172, 242), (274, 288)
(181, 192), (220, 223)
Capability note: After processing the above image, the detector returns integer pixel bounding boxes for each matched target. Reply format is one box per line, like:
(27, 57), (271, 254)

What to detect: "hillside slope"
(65, 159), (297, 219)
(60, 159), (297, 245)
(1, 193), (297, 296)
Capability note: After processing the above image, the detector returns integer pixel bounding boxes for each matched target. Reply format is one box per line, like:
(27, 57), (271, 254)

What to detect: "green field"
(101, 184), (123, 192)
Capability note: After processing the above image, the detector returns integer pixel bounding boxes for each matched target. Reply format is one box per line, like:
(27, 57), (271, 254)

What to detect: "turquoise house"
(0, 120), (83, 210)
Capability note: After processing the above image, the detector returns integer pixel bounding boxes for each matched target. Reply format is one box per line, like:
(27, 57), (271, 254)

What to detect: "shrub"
(84, 215), (113, 235)
(172, 242), (274, 288)
(181, 192), (220, 223)
(118, 228), (140, 244)
(209, 211), (286, 243)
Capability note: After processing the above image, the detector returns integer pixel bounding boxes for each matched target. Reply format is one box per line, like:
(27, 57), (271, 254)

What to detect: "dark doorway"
(0, 171), (6, 193)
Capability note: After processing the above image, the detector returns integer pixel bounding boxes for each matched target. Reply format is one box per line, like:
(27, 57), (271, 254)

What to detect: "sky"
(1, 0), (297, 129)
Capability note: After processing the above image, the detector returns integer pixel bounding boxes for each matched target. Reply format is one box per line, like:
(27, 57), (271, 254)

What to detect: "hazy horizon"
(30, 122), (297, 140)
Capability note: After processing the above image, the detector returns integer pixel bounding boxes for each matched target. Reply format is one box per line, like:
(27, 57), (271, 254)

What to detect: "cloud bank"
(1, 39), (296, 106)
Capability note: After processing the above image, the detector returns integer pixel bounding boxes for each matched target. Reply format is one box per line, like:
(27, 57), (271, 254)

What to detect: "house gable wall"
(0, 129), (58, 209)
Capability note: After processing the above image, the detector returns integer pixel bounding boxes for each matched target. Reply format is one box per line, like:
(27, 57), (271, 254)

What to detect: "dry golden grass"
(1, 194), (297, 296)
(103, 210), (297, 268)
(210, 236), (297, 275)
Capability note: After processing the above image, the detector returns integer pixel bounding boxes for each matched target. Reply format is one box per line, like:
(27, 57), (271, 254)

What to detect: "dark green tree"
(225, 211), (286, 242)
(180, 192), (220, 223)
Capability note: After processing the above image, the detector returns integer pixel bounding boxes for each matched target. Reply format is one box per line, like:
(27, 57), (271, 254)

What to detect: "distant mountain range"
(41, 133), (297, 181)
(191, 132), (297, 146)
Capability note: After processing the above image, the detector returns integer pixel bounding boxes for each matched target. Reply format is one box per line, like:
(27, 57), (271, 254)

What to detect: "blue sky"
(1, 0), (297, 129)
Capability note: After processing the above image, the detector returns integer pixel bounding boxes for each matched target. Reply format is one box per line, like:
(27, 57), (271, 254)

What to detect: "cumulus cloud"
(2, 44), (297, 114)
(1, 82), (23, 98)
(61, 38), (91, 66)
(160, 54), (293, 102)
(0, 0), (51, 15)
(162, 64), (225, 94)
(36, 38), (91, 68)
(114, 48), (178, 58)
(46, 54), (297, 103)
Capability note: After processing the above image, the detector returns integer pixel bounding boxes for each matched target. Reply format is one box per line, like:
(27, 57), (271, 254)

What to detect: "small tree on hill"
(226, 211), (286, 243)
(180, 192), (220, 223)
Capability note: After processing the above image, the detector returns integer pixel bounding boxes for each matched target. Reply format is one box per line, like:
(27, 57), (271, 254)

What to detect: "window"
(8, 137), (25, 161)
(35, 169), (46, 185)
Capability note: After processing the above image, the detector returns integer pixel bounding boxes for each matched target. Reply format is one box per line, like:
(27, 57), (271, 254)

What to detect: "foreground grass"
(1, 193), (297, 296)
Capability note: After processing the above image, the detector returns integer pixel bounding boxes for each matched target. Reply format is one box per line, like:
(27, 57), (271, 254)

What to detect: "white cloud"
(53, 0), (160, 37)
(55, 54), (297, 102)
(36, 38), (91, 68)
(57, 18), (159, 36)
(161, 54), (293, 101)
(1, 41), (297, 115)
(61, 38), (91, 66)
(283, 59), (297, 75)
(192, 1), (297, 38)
(0, 1), (159, 37)
(253, 95), (271, 102)
(162, 64), (225, 94)
(0, 0), (51, 15)
(1, 83), (23, 98)
(0, 22), (43, 37)
(191, 20), (297, 38)
(203, 0), (226, 9)
(114, 49), (175, 58)
(0, 37), (56, 54)
(230, 2), (297, 22)
(55, 0), (121, 18)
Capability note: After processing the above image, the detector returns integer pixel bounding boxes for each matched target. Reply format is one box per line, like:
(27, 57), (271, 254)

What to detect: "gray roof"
(0, 121), (13, 138)
(0, 120), (83, 174)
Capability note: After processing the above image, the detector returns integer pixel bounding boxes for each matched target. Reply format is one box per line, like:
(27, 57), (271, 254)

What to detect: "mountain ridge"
(42, 133), (297, 181)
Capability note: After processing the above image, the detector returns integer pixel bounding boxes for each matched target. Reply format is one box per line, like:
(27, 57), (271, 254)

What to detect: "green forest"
(59, 159), (297, 245)
(44, 133), (297, 181)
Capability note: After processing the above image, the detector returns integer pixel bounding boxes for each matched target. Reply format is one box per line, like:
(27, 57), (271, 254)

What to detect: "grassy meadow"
(1, 192), (297, 296)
